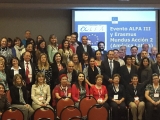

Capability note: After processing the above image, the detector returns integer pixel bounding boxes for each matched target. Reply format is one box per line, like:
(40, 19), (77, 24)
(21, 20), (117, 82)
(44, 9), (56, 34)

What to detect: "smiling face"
(37, 76), (45, 84)
(55, 53), (61, 62)
(15, 39), (21, 47)
(142, 58), (149, 67)
(78, 73), (85, 82)
(15, 77), (22, 85)
(1, 38), (7, 48)
(12, 58), (19, 67)
(95, 51), (101, 60)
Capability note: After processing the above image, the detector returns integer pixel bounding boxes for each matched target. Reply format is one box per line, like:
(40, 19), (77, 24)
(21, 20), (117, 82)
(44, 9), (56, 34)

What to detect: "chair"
(56, 97), (74, 118)
(87, 104), (108, 120)
(60, 106), (82, 120)
(1, 107), (24, 120)
(33, 106), (55, 120)
(79, 96), (97, 117)
(69, 116), (84, 120)
(5, 90), (12, 104)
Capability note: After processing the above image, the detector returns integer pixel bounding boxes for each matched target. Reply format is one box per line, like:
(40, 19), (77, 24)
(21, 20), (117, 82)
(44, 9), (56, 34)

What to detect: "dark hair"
(130, 46), (138, 50)
(72, 32), (78, 41)
(95, 50), (101, 58)
(124, 55), (132, 64)
(113, 49), (119, 52)
(26, 38), (35, 47)
(65, 35), (70, 40)
(81, 35), (87, 41)
(97, 41), (105, 46)
(152, 73), (159, 79)
(107, 50), (114, 55)
(36, 35), (44, 45)
(53, 52), (63, 64)
(61, 39), (70, 51)
(13, 37), (23, 46)
(25, 30), (31, 33)
(10, 57), (20, 66)
(130, 55), (139, 66)
(131, 74), (138, 79)
(0, 83), (5, 92)
(112, 74), (121, 80)
(37, 40), (47, 51)
(74, 72), (85, 89)
(139, 57), (149, 69)
(7, 38), (14, 48)
(156, 53), (160, 58)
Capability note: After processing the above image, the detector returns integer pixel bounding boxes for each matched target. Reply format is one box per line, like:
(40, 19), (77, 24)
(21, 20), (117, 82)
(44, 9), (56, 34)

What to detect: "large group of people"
(0, 30), (159, 120)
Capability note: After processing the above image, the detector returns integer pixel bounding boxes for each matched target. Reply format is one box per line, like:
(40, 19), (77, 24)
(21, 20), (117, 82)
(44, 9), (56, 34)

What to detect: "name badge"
(97, 98), (103, 103)
(38, 96), (44, 101)
(28, 74), (32, 78)
(114, 95), (118, 100)
(154, 93), (159, 98)
(134, 97), (139, 100)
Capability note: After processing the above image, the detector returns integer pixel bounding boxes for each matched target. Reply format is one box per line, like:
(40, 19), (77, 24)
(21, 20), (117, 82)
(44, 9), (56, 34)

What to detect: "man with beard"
(97, 41), (107, 60)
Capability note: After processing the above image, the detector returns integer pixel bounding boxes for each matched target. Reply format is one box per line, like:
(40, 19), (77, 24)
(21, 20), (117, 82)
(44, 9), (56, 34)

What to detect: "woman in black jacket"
(7, 57), (25, 88)
(108, 74), (126, 120)
(10, 74), (34, 120)
(51, 52), (66, 90)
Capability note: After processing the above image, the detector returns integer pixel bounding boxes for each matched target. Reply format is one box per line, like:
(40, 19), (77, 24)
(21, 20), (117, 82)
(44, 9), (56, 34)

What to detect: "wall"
(0, 9), (72, 43)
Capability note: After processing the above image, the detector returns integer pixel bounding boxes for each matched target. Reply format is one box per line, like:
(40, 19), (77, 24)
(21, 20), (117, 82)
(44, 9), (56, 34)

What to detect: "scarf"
(14, 45), (24, 60)
(17, 86), (26, 104)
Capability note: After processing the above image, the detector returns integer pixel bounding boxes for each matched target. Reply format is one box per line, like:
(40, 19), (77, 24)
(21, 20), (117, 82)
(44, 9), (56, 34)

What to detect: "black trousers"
(146, 101), (160, 120)
(110, 101), (126, 120)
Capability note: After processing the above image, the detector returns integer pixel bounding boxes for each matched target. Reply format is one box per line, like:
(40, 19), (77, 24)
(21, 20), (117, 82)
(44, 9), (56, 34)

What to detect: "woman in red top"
(52, 74), (71, 107)
(71, 72), (89, 107)
(90, 74), (110, 110)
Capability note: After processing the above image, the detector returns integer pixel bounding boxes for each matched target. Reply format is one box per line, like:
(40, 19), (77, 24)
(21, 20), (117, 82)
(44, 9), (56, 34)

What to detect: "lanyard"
(153, 84), (159, 93)
(39, 85), (44, 96)
(112, 84), (119, 93)
(98, 89), (102, 98)
(133, 86), (137, 95)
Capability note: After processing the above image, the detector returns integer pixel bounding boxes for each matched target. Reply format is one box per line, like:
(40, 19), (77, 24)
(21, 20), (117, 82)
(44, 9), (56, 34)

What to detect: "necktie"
(110, 60), (113, 76)
(26, 62), (30, 84)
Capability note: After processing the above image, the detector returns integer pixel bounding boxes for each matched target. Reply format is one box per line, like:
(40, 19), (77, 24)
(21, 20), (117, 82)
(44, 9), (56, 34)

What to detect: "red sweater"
(71, 84), (89, 102)
(90, 85), (108, 100)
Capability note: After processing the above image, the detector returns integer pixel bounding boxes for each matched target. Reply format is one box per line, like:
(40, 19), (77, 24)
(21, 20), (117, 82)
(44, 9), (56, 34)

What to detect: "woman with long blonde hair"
(35, 53), (52, 85)
(31, 72), (53, 110)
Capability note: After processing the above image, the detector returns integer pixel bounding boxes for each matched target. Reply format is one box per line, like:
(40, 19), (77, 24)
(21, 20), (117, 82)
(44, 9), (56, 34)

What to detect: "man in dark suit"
(59, 61), (77, 85)
(101, 50), (120, 86)
(20, 51), (35, 104)
(76, 36), (93, 62)
(151, 53), (160, 76)
(149, 47), (158, 63)
(97, 41), (107, 60)
(137, 44), (151, 60)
